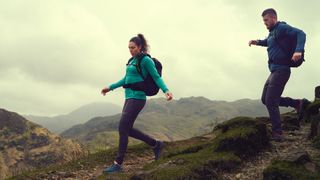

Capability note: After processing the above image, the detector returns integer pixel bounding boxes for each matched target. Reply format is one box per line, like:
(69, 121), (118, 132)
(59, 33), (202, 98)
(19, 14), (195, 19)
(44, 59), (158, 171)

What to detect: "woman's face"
(128, 41), (142, 57)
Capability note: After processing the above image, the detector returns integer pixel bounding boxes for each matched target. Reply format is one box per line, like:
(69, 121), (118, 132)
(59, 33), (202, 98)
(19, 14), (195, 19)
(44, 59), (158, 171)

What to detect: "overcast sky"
(0, 0), (319, 116)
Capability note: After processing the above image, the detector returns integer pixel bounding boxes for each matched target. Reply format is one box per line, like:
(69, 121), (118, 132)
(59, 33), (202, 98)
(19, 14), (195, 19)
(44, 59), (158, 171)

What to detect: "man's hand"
(291, 52), (302, 62)
(249, 40), (259, 46)
(101, 87), (110, 96)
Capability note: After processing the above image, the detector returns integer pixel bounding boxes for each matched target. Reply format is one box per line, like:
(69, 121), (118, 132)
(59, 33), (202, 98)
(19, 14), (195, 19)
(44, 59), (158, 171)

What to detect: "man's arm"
(249, 38), (268, 47)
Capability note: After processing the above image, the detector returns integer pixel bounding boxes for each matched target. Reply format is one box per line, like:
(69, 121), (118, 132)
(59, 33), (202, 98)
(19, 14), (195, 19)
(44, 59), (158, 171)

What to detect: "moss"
(213, 127), (256, 152)
(263, 160), (320, 180)
(213, 122), (269, 158)
(213, 116), (256, 133)
(163, 136), (213, 158)
(133, 151), (240, 179)
(129, 116), (269, 179)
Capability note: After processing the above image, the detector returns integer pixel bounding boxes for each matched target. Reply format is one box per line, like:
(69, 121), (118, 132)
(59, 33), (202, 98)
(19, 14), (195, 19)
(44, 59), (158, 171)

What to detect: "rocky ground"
(222, 123), (320, 180)
(28, 125), (317, 180)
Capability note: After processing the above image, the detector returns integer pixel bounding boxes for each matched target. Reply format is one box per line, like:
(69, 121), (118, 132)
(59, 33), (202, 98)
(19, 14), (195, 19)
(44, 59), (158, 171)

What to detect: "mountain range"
(61, 97), (290, 151)
(24, 102), (121, 134)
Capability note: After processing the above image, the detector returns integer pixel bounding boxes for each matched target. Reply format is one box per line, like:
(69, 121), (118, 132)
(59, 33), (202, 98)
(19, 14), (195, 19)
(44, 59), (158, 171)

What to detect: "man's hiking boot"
(271, 131), (284, 142)
(153, 141), (165, 160)
(103, 162), (123, 173)
(296, 98), (311, 120)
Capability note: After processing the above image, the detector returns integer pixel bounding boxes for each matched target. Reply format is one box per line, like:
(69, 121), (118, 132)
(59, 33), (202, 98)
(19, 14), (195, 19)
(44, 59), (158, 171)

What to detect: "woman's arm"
(108, 76), (126, 91)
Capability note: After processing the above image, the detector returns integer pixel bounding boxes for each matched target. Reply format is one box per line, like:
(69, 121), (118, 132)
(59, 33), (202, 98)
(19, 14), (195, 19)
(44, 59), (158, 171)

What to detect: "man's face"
(263, 14), (277, 30)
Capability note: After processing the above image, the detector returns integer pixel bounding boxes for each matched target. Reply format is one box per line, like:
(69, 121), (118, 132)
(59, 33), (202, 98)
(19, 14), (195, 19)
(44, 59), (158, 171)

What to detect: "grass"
(8, 143), (150, 180)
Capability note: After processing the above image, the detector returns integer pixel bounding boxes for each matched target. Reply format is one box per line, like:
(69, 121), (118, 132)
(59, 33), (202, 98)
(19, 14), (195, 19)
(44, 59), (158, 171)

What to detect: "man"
(249, 8), (310, 141)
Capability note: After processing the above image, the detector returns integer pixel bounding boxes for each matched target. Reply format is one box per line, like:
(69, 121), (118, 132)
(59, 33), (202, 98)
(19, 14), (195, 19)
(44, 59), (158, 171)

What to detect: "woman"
(101, 34), (173, 173)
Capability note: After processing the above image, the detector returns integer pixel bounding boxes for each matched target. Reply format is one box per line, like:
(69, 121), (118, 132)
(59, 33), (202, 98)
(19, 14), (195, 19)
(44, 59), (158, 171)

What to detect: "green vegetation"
(263, 160), (320, 180)
(12, 116), (269, 179)
(9, 143), (150, 180)
(98, 116), (269, 179)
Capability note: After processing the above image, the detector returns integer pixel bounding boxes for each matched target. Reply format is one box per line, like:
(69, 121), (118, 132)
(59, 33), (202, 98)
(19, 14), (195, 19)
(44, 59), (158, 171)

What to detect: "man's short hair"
(262, 8), (277, 17)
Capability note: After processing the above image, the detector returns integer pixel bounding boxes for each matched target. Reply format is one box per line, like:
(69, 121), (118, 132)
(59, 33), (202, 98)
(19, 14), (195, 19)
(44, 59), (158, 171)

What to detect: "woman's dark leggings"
(115, 99), (157, 165)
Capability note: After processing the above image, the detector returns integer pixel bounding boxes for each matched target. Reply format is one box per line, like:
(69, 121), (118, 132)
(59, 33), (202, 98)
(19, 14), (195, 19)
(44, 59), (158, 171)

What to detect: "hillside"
(61, 97), (289, 151)
(24, 102), (121, 134)
(10, 99), (320, 179)
(0, 109), (86, 179)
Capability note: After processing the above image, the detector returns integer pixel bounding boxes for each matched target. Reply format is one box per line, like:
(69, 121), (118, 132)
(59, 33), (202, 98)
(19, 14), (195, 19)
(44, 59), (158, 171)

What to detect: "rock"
(56, 171), (66, 176)
(282, 113), (300, 131)
(158, 161), (176, 169)
(263, 159), (320, 180)
(256, 117), (270, 125)
(191, 166), (218, 179)
(304, 162), (318, 173)
(64, 172), (77, 178)
(213, 117), (269, 158)
(315, 86), (320, 100)
(235, 173), (242, 179)
(306, 100), (320, 118)
(310, 114), (320, 139)
(281, 151), (311, 165)
(313, 133), (320, 149)
(175, 159), (185, 165)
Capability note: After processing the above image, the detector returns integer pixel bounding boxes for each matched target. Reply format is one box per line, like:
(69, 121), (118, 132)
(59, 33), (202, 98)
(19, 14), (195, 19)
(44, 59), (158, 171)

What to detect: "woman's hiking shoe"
(103, 163), (123, 173)
(153, 141), (165, 160)
(296, 98), (311, 120)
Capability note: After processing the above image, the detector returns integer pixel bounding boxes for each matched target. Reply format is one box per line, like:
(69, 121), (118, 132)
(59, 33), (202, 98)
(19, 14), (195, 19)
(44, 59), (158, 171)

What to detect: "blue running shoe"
(103, 163), (123, 173)
(153, 141), (165, 160)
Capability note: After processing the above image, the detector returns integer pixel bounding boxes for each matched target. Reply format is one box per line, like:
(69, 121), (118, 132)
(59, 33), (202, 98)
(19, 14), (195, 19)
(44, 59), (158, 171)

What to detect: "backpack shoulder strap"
(136, 53), (151, 80)
(126, 57), (134, 66)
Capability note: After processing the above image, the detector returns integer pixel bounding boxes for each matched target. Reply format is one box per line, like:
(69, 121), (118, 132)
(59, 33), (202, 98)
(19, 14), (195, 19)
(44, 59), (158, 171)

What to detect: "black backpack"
(272, 25), (305, 68)
(123, 53), (162, 96)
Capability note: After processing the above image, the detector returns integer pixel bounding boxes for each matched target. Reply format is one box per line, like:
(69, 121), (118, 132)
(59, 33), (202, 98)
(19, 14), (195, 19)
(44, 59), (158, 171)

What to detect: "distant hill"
(61, 97), (290, 151)
(24, 102), (121, 134)
(0, 108), (86, 179)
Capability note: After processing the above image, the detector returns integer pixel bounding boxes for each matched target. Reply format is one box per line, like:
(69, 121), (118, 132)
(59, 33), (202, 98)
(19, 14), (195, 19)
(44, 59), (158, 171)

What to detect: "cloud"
(0, 0), (318, 115)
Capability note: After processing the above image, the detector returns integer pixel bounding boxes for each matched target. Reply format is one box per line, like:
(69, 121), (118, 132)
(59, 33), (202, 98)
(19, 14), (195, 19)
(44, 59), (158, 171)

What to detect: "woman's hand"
(165, 91), (173, 101)
(101, 87), (110, 96)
